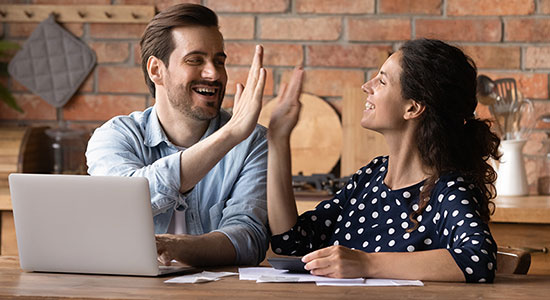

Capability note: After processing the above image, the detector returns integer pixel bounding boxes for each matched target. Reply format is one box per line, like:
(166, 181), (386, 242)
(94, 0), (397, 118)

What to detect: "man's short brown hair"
(140, 4), (219, 98)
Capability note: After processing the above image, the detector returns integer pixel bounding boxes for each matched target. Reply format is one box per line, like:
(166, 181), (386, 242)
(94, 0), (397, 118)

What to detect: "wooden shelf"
(0, 5), (155, 23)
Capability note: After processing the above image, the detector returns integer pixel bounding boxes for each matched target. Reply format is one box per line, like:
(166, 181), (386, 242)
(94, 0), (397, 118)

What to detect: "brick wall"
(1, 0), (549, 193)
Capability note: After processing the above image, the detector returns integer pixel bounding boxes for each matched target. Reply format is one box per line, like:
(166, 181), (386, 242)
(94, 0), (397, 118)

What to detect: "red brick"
(97, 66), (148, 94)
(525, 47), (550, 69)
(63, 94), (147, 121)
(225, 43), (303, 66)
(348, 18), (411, 41)
(134, 43), (141, 66)
(307, 44), (391, 68)
(416, 18), (501, 42)
(379, 0), (442, 15)
(155, 0), (202, 12)
(8, 22), (84, 38)
(32, 0), (110, 3)
(281, 69), (364, 97)
(218, 16), (255, 40)
(260, 17), (341, 41)
(90, 42), (130, 64)
(90, 23), (146, 39)
(77, 73), (94, 93)
(0, 93), (56, 121)
(542, 0), (550, 14)
(461, 45), (520, 69)
(296, 0), (374, 14)
(478, 72), (548, 99)
(32, 0), (111, 5)
(505, 18), (550, 42)
(447, 0), (535, 16)
(10, 78), (29, 92)
(206, 0), (289, 13)
(532, 102), (550, 130)
(225, 67), (274, 96)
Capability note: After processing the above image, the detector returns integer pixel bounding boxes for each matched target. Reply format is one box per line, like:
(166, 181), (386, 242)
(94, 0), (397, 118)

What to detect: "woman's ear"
(403, 100), (425, 120)
(147, 56), (164, 87)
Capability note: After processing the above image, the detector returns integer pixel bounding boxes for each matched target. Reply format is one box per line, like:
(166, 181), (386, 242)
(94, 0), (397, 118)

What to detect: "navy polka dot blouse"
(271, 156), (497, 283)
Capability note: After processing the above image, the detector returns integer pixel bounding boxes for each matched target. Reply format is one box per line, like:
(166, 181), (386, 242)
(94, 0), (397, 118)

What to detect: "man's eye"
(187, 58), (203, 64)
(215, 60), (226, 66)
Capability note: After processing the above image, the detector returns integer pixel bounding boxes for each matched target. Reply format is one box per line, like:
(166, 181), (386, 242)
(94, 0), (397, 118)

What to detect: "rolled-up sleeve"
(212, 132), (269, 266)
(86, 120), (182, 216)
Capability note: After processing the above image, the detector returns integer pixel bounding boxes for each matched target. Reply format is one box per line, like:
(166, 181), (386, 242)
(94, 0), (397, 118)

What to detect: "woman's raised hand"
(268, 67), (304, 141)
(228, 45), (267, 141)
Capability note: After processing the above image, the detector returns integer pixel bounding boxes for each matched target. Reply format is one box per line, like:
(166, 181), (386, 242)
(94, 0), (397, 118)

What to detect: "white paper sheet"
(238, 267), (423, 286)
(164, 271), (238, 284)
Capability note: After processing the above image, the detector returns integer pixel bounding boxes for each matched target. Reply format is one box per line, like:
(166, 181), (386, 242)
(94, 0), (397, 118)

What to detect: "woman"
(267, 38), (500, 283)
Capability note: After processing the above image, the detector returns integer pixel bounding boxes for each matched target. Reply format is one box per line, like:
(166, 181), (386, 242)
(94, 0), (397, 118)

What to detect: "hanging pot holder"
(8, 14), (96, 108)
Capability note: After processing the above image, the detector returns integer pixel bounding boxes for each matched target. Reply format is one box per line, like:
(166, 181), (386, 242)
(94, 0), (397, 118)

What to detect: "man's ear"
(147, 56), (164, 87)
(403, 99), (425, 120)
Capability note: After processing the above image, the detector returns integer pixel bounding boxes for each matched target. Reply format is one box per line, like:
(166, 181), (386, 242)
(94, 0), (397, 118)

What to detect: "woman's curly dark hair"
(398, 39), (501, 229)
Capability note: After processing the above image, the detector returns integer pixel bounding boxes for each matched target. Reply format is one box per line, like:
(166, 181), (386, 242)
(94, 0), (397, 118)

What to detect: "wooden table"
(0, 256), (548, 300)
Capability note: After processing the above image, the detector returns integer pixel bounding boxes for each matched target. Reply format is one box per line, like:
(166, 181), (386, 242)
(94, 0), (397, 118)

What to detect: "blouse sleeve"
(271, 159), (381, 256)
(434, 178), (497, 283)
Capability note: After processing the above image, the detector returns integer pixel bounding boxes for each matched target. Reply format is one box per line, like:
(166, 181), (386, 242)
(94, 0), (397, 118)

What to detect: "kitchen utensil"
(476, 75), (497, 105)
(494, 78), (519, 108)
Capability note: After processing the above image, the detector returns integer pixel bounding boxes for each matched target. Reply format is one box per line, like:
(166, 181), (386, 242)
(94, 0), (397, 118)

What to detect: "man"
(86, 4), (268, 266)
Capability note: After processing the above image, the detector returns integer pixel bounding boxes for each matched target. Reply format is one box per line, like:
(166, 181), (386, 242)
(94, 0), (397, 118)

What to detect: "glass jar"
(45, 126), (88, 175)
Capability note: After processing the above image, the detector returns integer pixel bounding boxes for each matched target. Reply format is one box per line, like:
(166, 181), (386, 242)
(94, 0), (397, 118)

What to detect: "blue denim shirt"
(86, 106), (269, 265)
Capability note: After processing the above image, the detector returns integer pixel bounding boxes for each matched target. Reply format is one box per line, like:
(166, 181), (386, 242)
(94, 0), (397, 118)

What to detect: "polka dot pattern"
(271, 156), (497, 283)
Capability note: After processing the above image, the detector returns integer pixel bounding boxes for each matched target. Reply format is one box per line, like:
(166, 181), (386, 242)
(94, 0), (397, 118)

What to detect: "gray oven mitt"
(8, 14), (96, 108)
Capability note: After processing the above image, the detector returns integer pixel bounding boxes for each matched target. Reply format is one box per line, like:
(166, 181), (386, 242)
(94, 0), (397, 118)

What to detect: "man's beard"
(167, 80), (225, 121)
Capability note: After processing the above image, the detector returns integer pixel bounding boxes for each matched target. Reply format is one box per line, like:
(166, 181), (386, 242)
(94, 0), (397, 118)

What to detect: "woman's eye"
(379, 79), (386, 85)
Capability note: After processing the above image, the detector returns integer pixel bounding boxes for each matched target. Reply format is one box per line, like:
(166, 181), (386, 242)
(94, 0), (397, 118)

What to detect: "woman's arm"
(266, 68), (304, 235)
(302, 245), (464, 281)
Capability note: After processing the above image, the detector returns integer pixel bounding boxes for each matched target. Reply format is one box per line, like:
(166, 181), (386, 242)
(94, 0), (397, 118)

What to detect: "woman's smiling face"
(360, 51), (410, 133)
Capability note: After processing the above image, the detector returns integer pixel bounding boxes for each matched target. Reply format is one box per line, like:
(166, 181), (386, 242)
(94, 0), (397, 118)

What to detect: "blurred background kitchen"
(0, 0), (549, 271)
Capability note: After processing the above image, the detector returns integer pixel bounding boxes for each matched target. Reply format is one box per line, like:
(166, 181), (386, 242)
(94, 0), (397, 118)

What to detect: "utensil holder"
(496, 139), (529, 196)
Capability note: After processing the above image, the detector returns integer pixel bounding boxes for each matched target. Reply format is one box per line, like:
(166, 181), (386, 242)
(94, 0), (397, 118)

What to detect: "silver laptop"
(8, 173), (191, 276)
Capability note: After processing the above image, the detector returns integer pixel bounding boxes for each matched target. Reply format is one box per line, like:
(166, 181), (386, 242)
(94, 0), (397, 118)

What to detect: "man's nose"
(201, 61), (220, 80)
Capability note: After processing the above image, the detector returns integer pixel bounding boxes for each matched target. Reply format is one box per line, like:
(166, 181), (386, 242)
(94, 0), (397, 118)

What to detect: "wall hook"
(24, 10), (34, 18)
(0, 10), (7, 18)
(131, 12), (140, 19)
(77, 11), (86, 18)
(104, 11), (113, 19)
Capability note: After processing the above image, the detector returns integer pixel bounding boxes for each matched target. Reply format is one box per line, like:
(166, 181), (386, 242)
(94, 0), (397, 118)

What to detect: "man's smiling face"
(163, 25), (228, 121)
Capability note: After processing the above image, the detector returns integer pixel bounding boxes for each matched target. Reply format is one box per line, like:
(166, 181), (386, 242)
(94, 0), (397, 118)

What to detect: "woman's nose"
(362, 80), (373, 94)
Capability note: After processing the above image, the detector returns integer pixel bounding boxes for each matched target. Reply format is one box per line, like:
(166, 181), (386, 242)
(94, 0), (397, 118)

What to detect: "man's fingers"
(277, 83), (288, 101)
(253, 68), (267, 101)
(234, 83), (244, 108)
(245, 45), (263, 89)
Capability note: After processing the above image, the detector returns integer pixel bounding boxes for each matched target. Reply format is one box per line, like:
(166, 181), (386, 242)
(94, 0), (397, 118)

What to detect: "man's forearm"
(179, 125), (242, 193)
(164, 232), (237, 267)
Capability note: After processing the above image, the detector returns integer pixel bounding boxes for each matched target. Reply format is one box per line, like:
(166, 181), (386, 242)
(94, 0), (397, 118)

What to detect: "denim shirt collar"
(144, 105), (226, 148)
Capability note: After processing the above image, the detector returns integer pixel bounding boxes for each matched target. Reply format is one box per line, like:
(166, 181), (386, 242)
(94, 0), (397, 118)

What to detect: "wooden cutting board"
(258, 93), (342, 176)
(340, 88), (389, 177)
